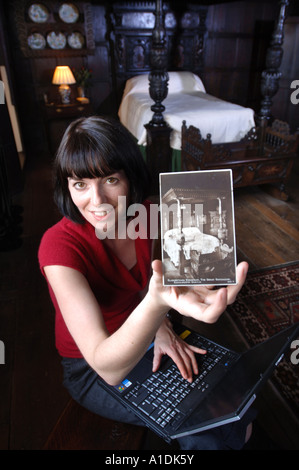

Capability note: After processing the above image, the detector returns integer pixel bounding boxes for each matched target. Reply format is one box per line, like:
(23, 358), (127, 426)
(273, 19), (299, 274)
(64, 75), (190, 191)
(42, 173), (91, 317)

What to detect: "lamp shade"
(52, 66), (76, 85)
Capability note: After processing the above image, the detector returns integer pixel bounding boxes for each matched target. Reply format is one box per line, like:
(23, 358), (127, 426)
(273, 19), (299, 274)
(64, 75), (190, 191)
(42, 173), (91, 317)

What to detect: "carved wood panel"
(181, 120), (298, 196)
(109, 2), (208, 78)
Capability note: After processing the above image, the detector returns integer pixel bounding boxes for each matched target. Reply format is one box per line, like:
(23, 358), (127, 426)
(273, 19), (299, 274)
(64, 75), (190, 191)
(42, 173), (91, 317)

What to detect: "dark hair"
(53, 115), (151, 223)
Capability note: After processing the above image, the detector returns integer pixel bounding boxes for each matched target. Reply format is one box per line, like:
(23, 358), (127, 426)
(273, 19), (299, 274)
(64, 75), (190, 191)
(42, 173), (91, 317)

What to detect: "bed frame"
(110, 0), (298, 198)
(181, 118), (298, 200)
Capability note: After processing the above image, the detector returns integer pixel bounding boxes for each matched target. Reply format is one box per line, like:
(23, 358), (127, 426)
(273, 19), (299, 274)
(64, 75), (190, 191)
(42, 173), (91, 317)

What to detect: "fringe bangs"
(59, 131), (119, 180)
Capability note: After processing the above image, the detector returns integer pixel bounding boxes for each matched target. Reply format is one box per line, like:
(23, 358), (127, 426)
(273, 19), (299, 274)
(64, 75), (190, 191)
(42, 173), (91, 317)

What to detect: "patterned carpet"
(226, 261), (299, 418)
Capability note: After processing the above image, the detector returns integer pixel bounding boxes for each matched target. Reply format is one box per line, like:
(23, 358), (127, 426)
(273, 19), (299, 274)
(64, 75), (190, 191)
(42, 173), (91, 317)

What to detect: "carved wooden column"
(257, 0), (289, 129)
(145, 0), (172, 194)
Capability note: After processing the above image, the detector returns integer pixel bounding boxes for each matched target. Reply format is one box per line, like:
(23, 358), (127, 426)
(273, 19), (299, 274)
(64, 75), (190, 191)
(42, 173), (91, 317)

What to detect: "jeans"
(61, 357), (256, 450)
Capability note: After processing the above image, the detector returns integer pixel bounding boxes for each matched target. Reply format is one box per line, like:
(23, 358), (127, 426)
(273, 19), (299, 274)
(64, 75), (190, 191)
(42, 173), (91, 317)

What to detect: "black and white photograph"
(160, 170), (237, 286)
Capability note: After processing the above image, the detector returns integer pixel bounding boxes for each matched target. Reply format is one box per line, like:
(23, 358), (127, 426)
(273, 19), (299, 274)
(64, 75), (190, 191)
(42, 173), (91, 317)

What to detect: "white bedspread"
(164, 227), (219, 267)
(118, 72), (255, 150)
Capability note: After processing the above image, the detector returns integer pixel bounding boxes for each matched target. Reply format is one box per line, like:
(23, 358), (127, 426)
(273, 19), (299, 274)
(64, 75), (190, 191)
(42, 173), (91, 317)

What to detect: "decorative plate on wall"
(16, 1), (95, 57)
(46, 31), (67, 49)
(58, 3), (79, 23)
(28, 3), (50, 23)
(67, 31), (85, 49)
(27, 32), (46, 49)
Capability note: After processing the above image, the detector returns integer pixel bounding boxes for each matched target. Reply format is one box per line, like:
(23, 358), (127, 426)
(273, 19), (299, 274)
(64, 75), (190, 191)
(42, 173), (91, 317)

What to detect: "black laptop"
(98, 320), (299, 443)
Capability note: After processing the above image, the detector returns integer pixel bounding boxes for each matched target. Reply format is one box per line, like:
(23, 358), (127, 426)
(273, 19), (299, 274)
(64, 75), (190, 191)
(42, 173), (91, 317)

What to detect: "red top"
(38, 200), (153, 358)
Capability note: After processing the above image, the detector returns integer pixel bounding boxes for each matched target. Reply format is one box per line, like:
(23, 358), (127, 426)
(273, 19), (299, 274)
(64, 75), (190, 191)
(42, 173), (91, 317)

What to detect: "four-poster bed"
(118, 71), (255, 161)
(111, 0), (298, 197)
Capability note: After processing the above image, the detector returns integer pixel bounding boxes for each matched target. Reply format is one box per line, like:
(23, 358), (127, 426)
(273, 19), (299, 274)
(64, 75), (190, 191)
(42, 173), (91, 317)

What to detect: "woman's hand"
(153, 317), (206, 383)
(148, 260), (248, 325)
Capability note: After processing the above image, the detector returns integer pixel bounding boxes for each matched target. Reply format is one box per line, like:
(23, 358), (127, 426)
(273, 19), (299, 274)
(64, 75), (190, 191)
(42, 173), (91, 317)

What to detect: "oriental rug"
(226, 261), (299, 418)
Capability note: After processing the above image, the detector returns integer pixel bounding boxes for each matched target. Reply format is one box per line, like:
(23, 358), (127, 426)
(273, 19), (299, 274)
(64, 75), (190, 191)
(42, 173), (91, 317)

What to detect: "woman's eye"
(74, 181), (86, 190)
(106, 177), (119, 184)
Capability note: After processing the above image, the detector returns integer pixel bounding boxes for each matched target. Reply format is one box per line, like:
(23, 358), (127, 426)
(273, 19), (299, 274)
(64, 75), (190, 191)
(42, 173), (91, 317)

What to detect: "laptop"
(98, 320), (299, 443)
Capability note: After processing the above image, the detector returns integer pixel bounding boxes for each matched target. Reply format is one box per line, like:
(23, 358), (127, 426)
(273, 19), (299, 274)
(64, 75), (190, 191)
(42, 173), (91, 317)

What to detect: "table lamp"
(52, 66), (76, 104)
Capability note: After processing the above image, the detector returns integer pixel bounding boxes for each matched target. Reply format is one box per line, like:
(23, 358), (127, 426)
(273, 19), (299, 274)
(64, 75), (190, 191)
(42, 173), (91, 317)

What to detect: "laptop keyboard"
(124, 337), (238, 430)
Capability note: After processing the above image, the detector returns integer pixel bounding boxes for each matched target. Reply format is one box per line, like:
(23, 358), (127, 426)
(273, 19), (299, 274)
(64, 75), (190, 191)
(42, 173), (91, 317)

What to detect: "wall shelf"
(14, 1), (95, 57)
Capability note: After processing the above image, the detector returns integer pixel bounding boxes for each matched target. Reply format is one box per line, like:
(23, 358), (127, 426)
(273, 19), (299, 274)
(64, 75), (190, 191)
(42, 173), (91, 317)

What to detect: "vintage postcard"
(159, 169), (237, 286)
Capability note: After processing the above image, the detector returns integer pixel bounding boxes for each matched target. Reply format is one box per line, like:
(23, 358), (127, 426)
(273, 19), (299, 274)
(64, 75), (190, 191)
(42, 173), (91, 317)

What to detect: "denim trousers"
(61, 356), (256, 451)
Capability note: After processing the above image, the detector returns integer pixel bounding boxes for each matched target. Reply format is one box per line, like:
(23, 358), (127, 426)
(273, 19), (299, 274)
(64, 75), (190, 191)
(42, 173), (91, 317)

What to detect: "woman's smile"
(90, 205), (114, 221)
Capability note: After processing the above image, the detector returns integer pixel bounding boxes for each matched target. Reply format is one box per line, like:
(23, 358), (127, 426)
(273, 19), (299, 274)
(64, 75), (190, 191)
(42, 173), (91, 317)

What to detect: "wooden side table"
(43, 101), (94, 154)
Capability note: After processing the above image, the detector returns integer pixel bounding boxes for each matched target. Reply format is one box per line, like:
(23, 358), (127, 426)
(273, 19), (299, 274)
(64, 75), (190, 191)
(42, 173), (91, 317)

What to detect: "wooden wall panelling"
(88, 45), (114, 114)
(203, 1), (277, 108)
(246, 19), (274, 112)
(272, 16), (299, 132)
(204, 34), (254, 105)
(86, 4), (114, 115)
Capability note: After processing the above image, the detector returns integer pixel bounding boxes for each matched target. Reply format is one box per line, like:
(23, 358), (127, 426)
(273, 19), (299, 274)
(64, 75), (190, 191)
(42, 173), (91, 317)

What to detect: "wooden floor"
(0, 150), (299, 450)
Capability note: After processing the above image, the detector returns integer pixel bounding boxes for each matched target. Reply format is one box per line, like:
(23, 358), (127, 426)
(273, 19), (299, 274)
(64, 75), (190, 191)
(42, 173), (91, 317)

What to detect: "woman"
(38, 116), (253, 449)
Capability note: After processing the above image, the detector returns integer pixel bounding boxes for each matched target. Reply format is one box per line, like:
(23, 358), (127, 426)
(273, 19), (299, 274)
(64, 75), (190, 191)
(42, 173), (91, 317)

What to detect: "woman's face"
(68, 170), (130, 237)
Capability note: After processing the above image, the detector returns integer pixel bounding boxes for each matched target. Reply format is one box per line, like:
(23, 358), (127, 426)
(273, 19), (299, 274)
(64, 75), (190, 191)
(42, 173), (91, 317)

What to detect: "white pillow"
(123, 73), (149, 94)
(123, 71), (206, 96)
(168, 71), (206, 93)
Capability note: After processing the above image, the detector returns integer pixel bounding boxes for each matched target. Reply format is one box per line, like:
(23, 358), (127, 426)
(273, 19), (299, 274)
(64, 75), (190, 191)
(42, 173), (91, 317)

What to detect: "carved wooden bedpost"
(145, 0), (172, 194)
(257, 0), (289, 130)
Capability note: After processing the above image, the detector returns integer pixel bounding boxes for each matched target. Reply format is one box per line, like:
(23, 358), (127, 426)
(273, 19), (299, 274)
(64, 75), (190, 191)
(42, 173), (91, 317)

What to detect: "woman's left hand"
(153, 317), (206, 383)
(149, 260), (248, 325)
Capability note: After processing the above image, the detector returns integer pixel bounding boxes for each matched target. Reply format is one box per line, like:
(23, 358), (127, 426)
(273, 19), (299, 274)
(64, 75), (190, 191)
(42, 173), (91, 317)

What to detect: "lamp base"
(59, 84), (71, 104)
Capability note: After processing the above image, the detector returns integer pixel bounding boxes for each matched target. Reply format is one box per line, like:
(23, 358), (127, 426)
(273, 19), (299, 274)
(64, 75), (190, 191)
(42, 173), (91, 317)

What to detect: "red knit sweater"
(38, 200), (153, 357)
